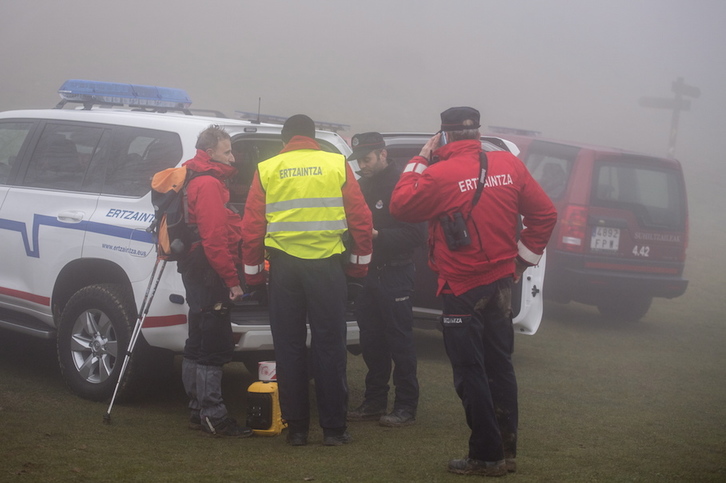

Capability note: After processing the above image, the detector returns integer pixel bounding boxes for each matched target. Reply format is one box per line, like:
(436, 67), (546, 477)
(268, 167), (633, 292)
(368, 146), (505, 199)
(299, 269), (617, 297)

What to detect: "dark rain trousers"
(441, 277), (518, 462)
(268, 251), (349, 435)
(355, 263), (419, 413)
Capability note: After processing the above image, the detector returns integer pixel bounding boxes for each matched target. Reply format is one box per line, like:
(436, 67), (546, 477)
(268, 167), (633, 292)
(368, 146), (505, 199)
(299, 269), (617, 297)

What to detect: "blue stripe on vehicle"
(0, 214), (154, 258)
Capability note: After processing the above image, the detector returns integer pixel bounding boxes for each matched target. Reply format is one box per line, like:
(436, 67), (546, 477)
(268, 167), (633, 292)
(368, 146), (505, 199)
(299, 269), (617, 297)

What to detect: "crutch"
(103, 257), (167, 424)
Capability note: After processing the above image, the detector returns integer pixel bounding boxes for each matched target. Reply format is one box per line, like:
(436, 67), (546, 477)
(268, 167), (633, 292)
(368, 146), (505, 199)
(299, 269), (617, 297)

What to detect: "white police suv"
(0, 80), (358, 401)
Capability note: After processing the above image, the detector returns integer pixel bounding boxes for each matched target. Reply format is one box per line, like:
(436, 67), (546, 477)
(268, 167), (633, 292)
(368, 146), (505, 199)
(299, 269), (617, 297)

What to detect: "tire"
(57, 283), (142, 402)
(597, 295), (652, 322)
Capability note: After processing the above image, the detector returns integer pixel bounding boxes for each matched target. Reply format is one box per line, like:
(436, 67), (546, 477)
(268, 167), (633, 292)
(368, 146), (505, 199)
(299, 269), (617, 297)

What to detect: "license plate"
(591, 226), (620, 252)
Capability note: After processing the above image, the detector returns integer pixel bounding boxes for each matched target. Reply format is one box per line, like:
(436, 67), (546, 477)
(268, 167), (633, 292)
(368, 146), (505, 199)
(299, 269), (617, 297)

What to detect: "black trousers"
(180, 262), (234, 367)
(268, 252), (348, 433)
(355, 263), (419, 413)
(441, 277), (518, 462)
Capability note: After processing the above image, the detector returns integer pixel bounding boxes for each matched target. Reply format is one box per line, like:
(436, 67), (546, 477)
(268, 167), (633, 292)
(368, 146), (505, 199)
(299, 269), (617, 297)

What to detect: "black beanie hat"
(282, 114), (316, 143)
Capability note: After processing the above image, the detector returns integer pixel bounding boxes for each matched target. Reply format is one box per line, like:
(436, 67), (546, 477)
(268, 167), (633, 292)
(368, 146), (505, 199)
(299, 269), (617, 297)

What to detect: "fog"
(2, 1), (725, 254)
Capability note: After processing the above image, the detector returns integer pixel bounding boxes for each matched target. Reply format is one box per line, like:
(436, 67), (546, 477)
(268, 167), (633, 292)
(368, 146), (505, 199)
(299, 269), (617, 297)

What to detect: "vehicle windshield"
(591, 158), (686, 230)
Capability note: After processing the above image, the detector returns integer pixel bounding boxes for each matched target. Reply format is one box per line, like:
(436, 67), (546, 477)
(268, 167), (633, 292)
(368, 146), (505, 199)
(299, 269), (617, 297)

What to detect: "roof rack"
(235, 110), (350, 133)
(487, 125), (541, 137)
(188, 109), (228, 118)
(55, 79), (193, 114)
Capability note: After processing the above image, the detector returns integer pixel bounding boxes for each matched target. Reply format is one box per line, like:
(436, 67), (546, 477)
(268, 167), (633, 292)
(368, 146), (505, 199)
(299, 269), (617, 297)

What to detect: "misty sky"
(2, 0), (725, 185)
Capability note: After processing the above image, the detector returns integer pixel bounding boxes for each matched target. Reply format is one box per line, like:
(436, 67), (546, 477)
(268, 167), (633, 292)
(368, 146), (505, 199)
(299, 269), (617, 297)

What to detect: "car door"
(0, 120), (106, 321)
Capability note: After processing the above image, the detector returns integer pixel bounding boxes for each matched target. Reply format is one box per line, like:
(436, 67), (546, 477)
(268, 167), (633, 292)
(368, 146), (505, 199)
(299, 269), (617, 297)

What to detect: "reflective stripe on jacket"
(390, 139), (556, 296)
(242, 136), (373, 285)
(257, 148), (348, 259)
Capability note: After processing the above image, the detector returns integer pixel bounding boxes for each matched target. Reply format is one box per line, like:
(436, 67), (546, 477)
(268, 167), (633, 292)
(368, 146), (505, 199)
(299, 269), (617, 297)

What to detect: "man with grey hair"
(179, 125), (252, 437)
(391, 107), (556, 476)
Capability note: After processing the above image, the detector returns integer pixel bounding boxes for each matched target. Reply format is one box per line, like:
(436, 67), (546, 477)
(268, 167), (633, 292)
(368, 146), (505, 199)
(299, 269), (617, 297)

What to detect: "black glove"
(246, 283), (268, 306)
(346, 277), (364, 303)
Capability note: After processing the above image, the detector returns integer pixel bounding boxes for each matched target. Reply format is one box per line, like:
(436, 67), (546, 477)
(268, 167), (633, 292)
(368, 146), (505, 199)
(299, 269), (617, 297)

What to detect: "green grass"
(2, 294), (724, 482)
(2, 185), (725, 482)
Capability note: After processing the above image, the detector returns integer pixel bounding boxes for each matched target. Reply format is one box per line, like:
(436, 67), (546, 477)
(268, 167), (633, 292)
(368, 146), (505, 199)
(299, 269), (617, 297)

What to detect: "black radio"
(440, 212), (471, 251)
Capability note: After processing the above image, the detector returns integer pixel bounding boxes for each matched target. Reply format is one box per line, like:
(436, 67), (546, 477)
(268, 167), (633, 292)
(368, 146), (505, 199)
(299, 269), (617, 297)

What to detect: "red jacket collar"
(183, 149), (237, 178)
(280, 136), (321, 154)
(434, 139), (481, 161)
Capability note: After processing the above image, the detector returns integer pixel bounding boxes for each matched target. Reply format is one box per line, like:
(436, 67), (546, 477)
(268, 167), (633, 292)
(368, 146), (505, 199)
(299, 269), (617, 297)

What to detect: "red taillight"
(558, 204), (588, 253)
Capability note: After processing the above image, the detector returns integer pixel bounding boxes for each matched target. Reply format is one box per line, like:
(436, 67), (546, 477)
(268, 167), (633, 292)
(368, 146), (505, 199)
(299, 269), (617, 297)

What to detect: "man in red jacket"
(242, 115), (372, 446)
(390, 107), (556, 476)
(179, 125), (252, 438)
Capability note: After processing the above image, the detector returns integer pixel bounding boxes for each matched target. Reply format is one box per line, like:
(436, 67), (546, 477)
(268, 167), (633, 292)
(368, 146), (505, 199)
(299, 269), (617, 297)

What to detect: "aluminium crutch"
(103, 257), (167, 424)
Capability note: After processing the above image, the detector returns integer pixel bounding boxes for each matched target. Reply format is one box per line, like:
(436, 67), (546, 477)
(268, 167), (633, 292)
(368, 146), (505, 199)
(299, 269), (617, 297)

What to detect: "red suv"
(494, 131), (689, 321)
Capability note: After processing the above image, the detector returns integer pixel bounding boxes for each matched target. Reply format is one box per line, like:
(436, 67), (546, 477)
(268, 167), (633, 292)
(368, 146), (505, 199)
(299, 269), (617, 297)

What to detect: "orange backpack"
(149, 167), (209, 261)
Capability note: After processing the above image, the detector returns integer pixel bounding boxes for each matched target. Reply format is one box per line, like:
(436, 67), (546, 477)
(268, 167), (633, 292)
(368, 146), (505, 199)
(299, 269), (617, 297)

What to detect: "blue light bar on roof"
(57, 79), (192, 110)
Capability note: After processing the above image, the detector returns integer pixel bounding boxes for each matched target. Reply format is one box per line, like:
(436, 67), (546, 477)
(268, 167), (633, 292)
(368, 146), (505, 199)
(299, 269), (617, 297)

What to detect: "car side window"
(527, 155), (570, 200)
(102, 127), (183, 197)
(229, 137), (285, 203)
(0, 121), (33, 185)
(523, 142), (578, 201)
(22, 123), (105, 192)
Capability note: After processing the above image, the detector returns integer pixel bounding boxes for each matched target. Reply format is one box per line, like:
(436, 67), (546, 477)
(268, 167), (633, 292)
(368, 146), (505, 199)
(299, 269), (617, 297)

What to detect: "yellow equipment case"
(245, 381), (286, 436)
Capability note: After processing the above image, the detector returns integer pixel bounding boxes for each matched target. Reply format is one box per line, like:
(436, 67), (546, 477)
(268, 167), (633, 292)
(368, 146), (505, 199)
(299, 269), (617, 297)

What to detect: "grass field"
(1, 190), (724, 482)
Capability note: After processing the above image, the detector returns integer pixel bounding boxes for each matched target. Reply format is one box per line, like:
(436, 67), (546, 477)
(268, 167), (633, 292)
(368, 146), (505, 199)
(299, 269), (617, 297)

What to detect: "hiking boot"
(379, 408), (416, 427)
(322, 431), (353, 446)
(202, 417), (254, 438)
(347, 402), (386, 421)
(447, 458), (507, 477)
(286, 431), (309, 446)
(189, 411), (202, 431)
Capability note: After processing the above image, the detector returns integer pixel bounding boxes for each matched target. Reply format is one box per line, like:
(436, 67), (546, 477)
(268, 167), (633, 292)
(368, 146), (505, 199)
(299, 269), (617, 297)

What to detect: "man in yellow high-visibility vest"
(242, 115), (372, 446)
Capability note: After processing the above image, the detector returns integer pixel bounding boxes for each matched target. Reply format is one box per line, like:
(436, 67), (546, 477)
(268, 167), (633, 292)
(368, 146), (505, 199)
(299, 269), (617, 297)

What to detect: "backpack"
(149, 166), (209, 261)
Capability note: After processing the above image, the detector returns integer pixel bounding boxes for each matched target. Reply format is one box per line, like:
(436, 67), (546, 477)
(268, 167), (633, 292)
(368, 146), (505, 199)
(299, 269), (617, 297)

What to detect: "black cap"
(282, 114), (315, 143)
(440, 106), (481, 132)
(347, 132), (386, 161)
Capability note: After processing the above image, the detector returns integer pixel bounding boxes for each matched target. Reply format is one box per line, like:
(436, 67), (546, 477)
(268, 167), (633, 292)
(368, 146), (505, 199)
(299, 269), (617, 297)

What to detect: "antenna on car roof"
(255, 97), (261, 124)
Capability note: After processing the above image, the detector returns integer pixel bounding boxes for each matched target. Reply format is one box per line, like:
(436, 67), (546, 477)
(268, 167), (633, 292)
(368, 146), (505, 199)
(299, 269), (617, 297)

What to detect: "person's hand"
(418, 133), (441, 162)
(513, 259), (528, 284)
(372, 228), (379, 239)
(246, 283), (268, 306)
(229, 285), (244, 301)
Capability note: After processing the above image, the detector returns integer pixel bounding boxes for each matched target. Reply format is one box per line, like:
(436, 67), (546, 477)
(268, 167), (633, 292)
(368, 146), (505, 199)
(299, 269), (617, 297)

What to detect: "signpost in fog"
(639, 77), (701, 159)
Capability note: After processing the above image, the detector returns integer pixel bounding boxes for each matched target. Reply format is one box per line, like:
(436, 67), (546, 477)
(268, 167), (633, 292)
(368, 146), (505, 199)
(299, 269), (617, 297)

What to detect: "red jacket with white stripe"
(390, 139), (557, 296)
(242, 136), (373, 285)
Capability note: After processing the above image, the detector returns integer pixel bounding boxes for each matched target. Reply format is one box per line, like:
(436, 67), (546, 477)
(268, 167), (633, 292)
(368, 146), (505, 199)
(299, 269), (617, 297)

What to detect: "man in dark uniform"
(346, 132), (426, 427)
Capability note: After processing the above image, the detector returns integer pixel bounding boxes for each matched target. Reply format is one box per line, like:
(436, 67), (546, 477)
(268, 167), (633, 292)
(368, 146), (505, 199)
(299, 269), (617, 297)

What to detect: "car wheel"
(597, 295), (652, 322)
(57, 283), (140, 401)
